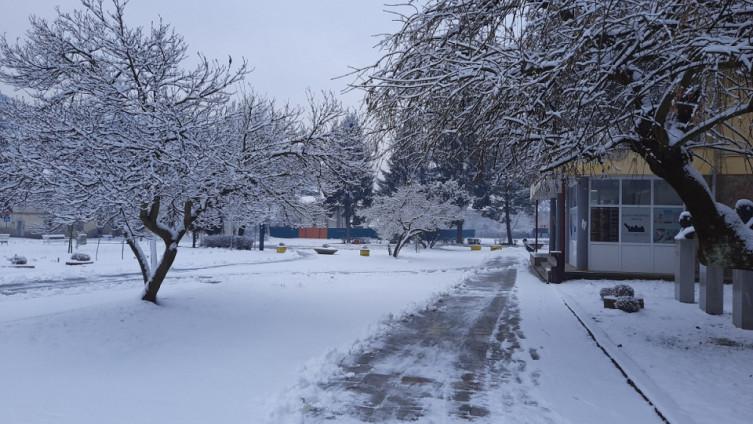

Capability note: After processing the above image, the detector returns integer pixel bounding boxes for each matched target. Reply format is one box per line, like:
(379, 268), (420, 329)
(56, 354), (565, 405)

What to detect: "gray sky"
(0, 0), (399, 109)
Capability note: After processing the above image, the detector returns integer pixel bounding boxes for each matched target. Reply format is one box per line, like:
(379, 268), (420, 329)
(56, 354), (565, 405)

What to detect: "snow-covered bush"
(70, 252), (91, 262)
(9, 255), (27, 265)
(612, 285), (635, 298)
(201, 235), (255, 250)
(600, 285), (634, 299)
(615, 297), (642, 314)
(599, 287), (615, 299)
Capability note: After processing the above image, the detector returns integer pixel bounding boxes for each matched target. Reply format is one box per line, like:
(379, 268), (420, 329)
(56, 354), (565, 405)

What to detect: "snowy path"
(289, 252), (664, 424)
(305, 256), (551, 422)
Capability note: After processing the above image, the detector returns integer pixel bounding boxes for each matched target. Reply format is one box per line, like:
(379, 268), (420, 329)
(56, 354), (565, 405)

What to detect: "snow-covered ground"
(558, 278), (753, 424)
(3, 239), (747, 424)
(0, 238), (489, 424)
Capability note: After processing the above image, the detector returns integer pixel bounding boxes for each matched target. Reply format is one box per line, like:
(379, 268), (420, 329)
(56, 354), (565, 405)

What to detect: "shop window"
(590, 180), (619, 205)
(621, 207), (651, 243)
(622, 180), (651, 205)
(653, 207), (683, 243)
(654, 180), (682, 205)
(591, 207), (619, 242)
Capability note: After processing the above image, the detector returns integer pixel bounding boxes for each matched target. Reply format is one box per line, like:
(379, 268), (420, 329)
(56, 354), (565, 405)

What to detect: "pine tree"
(322, 113), (374, 242)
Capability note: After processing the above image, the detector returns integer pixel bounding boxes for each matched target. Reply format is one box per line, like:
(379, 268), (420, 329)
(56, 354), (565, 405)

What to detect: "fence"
(268, 226), (475, 241)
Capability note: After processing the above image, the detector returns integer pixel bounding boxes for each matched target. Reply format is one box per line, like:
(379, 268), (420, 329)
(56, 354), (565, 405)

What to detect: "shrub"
(71, 252), (91, 262)
(615, 296), (642, 313)
(599, 287), (615, 299)
(10, 255), (27, 265)
(613, 284), (635, 298)
(201, 235), (255, 250)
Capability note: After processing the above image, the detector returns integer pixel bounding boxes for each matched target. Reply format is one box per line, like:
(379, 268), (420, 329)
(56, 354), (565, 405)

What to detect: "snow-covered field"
(0, 238), (489, 424)
(559, 279), (753, 424)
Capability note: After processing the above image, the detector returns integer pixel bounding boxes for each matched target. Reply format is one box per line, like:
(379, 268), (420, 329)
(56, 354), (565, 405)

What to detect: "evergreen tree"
(476, 176), (532, 245)
(322, 113), (374, 242)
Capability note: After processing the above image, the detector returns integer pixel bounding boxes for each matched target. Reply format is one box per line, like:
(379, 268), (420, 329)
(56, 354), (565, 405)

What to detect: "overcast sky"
(0, 0), (400, 109)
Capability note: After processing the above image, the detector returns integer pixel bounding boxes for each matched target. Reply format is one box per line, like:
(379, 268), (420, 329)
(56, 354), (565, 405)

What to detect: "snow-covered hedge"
(201, 235), (255, 250)
(600, 284), (634, 299)
(615, 297), (642, 313)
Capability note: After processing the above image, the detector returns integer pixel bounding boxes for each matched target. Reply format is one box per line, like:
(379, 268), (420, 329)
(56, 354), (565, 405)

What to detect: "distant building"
(2, 205), (105, 238)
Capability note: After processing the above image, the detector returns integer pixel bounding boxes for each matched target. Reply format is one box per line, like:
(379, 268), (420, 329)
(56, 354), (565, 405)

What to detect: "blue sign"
(2, 215), (10, 223)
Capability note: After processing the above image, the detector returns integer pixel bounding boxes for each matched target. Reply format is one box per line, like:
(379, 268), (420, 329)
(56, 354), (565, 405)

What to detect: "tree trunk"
(504, 193), (513, 245)
(393, 234), (408, 258)
(124, 233), (150, 285)
(192, 229), (198, 248)
(635, 140), (753, 270)
(142, 241), (179, 303)
(345, 197), (352, 244)
(134, 197), (193, 304)
(455, 220), (464, 244)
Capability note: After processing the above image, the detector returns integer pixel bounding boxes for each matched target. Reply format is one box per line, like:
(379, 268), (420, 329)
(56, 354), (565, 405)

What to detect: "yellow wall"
(569, 149), (752, 177)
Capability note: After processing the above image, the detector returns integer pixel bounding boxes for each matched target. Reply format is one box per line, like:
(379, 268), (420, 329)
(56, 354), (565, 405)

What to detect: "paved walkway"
(307, 256), (554, 422)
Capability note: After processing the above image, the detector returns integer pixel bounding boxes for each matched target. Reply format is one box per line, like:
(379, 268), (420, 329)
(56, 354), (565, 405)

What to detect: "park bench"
(42, 234), (66, 243)
(0, 234), (9, 245)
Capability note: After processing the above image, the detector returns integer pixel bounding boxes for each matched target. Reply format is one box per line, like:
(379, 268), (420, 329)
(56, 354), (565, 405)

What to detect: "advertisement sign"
(621, 207), (651, 243)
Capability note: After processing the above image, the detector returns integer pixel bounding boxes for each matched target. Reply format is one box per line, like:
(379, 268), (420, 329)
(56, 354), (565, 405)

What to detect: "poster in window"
(621, 207), (651, 243)
(654, 208), (683, 243)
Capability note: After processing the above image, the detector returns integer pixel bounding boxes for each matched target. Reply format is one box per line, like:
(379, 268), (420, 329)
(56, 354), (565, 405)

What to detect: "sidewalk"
(285, 250), (663, 423)
(558, 278), (753, 424)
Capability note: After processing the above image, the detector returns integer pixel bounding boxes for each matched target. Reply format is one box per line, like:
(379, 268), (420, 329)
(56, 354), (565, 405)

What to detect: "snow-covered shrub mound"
(9, 255), (27, 265)
(71, 252), (91, 262)
(612, 284), (635, 298)
(599, 287), (615, 299)
(201, 235), (255, 250)
(615, 297), (642, 313)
